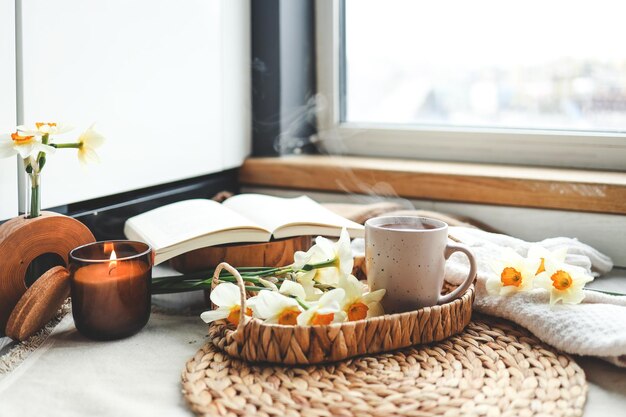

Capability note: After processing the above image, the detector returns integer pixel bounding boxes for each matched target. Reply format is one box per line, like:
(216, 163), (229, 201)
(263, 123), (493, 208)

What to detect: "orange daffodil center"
(278, 308), (301, 325)
(225, 306), (253, 326)
(550, 270), (573, 291)
(10, 132), (34, 144)
(500, 267), (523, 287)
(347, 302), (369, 321)
(35, 122), (57, 129)
(536, 258), (546, 274)
(311, 313), (335, 325)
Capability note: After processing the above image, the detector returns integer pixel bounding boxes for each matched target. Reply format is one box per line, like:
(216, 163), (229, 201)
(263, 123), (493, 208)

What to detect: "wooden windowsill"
(239, 156), (626, 215)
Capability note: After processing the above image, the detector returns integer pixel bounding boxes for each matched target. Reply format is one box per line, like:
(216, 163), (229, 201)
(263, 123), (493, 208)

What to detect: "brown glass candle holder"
(69, 240), (152, 340)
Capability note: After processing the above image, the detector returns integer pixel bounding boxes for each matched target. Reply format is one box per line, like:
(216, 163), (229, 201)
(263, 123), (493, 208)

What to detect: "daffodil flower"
(338, 274), (385, 321)
(527, 245), (568, 276)
(534, 264), (593, 304)
(487, 248), (540, 296)
(200, 282), (253, 326)
(76, 124), (105, 164)
(292, 228), (353, 286)
(17, 122), (74, 137)
(251, 289), (303, 325)
(297, 288), (346, 325)
(0, 132), (55, 159)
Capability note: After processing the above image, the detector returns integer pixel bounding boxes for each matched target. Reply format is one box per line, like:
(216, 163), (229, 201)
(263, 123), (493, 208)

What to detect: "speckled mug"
(365, 216), (477, 314)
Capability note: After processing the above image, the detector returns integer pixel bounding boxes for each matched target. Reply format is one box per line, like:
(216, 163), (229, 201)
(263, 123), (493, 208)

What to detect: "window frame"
(315, 0), (626, 170)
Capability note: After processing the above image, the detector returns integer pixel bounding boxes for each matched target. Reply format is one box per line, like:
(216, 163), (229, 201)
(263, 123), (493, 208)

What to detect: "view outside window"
(344, 0), (626, 132)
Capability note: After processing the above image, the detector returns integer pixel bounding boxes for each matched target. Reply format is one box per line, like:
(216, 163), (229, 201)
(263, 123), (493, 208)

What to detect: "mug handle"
(438, 243), (477, 305)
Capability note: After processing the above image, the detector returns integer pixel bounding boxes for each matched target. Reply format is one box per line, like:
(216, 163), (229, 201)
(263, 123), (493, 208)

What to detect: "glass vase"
(24, 171), (41, 219)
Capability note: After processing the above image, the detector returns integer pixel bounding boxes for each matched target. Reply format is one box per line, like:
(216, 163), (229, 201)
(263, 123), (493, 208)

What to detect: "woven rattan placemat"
(182, 315), (587, 417)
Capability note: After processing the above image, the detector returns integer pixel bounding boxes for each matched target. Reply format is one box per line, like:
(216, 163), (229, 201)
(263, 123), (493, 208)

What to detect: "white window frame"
(315, 0), (626, 170)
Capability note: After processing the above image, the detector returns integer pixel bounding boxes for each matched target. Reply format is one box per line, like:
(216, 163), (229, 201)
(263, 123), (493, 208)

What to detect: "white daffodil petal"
(485, 277), (501, 296)
(279, 280), (307, 300)
(314, 236), (336, 259)
(80, 125), (105, 148)
(78, 147), (100, 165)
(318, 288), (345, 306)
(200, 307), (231, 323)
(16, 126), (39, 136)
(209, 282), (241, 307)
(292, 250), (311, 270)
(362, 289), (386, 303)
(316, 305), (341, 315)
(338, 275), (365, 300)
(366, 302), (384, 318)
(259, 278), (279, 291)
(561, 289), (585, 304)
(294, 271), (322, 301)
(500, 286), (519, 296)
(336, 228), (354, 276)
(533, 274), (551, 290)
(332, 310), (347, 323)
(527, 245), (551, 261)
(296, 308), (315, 325)
(15, 143), (35, 159)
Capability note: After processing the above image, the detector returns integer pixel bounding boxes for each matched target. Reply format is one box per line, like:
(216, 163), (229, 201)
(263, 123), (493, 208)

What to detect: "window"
(316, 0), (626, 170)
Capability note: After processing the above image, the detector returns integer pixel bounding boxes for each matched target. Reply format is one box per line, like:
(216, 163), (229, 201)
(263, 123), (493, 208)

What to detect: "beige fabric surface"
(0, 310), (206, 417)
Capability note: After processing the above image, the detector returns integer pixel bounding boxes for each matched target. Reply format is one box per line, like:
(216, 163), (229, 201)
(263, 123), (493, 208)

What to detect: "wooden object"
(5, 266), (70, 341)
(184, 316), (587, 417)
(240, 155), (626, 214)
(0, 212), (95, 331)
(208, 263), (474, 365)
(169, 236), (312, 273)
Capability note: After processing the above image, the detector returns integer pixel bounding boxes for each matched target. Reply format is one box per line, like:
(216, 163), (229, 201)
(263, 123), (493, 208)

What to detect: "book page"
(124, 199), (270, 251)
(223, 194), (364, 238)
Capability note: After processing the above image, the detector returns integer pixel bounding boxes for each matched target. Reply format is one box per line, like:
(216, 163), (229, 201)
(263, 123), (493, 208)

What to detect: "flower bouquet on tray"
(152, 229), (476, 365)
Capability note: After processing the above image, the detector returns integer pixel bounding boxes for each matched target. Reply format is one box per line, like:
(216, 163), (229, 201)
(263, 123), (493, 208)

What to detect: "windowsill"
(240, 155), (626, 215)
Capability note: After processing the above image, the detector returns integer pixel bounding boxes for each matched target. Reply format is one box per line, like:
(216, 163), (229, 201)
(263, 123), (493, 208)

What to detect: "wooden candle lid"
(5, 266), (71, 341)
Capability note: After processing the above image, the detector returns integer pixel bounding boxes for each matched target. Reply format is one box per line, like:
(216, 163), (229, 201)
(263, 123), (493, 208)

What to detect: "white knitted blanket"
(445, 227), (626, 367)
(354, 227), (626, 366)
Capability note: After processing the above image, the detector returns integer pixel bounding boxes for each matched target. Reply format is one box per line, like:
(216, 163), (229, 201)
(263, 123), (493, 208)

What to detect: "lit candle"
(69, 240), (152, 340)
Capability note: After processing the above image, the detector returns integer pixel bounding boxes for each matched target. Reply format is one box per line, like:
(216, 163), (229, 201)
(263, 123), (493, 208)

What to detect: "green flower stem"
(302, 258), (337, 270)
(294, 297), (310, 310)
(28, 172), (40, 219)
(584, 287), (626, 297)
(150, 257), (340, 294)
(34, 133), (49, 171)
(51, 142), (81, 149)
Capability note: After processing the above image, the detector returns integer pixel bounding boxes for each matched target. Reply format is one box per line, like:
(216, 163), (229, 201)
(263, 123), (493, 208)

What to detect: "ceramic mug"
(365, 216), (477, 314)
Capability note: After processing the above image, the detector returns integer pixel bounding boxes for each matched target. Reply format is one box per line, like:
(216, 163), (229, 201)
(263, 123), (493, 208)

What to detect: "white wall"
(18, 0), (250, 209)
(0, 0), (18, 221)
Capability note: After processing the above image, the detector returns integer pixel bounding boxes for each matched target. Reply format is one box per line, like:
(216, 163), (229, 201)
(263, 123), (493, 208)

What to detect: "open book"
(124, 194), (364, 265)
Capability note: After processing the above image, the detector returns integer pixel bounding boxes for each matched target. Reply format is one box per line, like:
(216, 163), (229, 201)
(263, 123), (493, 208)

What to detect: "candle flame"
(109, 249), (118, 274)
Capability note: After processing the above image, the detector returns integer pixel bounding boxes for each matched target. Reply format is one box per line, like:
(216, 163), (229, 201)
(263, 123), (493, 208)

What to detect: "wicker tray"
(208, 263), (475, 365)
